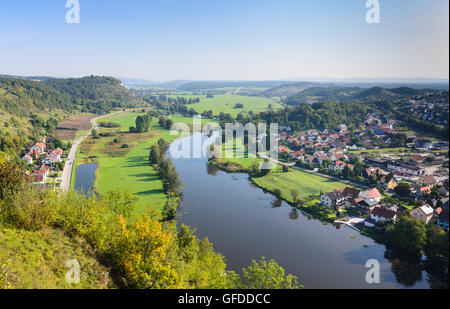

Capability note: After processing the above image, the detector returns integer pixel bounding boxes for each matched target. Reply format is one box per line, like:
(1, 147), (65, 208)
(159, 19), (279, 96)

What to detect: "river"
(170, 133), (431, 289)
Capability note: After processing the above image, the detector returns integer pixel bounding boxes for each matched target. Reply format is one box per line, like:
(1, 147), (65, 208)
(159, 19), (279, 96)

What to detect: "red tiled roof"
(366, 188), (382, 199)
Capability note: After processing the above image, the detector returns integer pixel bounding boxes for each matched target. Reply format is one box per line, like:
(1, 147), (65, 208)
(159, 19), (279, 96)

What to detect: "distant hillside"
(285, 87), (361, 105)
(0, 77), (73, 117)
(0, 76), (141, 117)
(284, 86), (446, 105)
(43, 76), (140, 113)
(177, 80), (295, 91)
(262, 82), (328, 98)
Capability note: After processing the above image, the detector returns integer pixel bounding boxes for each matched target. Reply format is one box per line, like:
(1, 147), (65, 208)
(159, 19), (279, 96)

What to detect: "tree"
(0, 159), (25, 201)
(425, 224), (449, 266)
(249, 161), (260, 176)
(394, 182), (412, 197)
(135, 115), (152, 133)
(159, 158), (182, 196)
(239, 257), (303, 289)
(149, 144), (162, 165)
(343, 165), (352, 179)
(290, 189), (299, 204)
(385, 216), (427, 258)
(273, 188), (282, 199)
(157, 138), (169, 154)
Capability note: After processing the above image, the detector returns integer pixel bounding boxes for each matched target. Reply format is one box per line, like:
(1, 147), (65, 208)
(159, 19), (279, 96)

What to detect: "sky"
(0, 0), (448, 81)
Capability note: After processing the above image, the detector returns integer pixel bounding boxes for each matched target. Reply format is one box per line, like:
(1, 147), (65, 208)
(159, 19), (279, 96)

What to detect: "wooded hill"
(0, 76), (142, 117)
(284, 86), (448, 105)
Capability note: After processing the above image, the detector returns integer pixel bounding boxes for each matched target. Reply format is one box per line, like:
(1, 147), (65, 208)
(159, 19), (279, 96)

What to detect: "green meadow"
(167, 93), (282, 117)
(78, 112), (215, 215)
(251, 169), (357, 202)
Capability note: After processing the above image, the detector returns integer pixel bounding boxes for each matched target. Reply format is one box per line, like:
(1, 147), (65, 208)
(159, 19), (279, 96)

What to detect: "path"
(60, 114), (108, 192)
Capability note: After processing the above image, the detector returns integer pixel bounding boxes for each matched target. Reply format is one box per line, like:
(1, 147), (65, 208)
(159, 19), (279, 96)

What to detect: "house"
(22, 154), (33, 165)
(354, 198), (379, 214)
(418, 175), (438, 188)
(320, 191), (346, 208)
(317, 155), (330, 164)
(365, 207), (398, 227)
(410, 204), (434, 224)
(359, 188), (382, 203)
(31, 142), (46, 154)
(306, 129), (318, 136)
(42, 148), (63, 166)
(365, 167), (385, 178)
(290, 150), (305, 160)
(279, 146), (290, 153)
(433, 207), (443, 222)
(341, 187), (361, 200)
(32, 169), (48, 183)
(329, 153), (347, 162)
(436, 209), (449, 230)
(377, 174), (397, 190)
(386, 162), (427, 176)
(329, 160), (352, 172)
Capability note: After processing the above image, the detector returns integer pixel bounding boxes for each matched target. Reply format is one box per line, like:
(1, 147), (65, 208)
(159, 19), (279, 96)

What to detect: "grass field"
(78, 112), (215, 215)
(251, 168), (358, 203)
(167, 94), (282, 117)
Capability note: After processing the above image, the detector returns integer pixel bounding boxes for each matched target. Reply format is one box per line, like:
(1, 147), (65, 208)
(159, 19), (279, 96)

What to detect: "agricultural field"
(55, 115), (97, 140)
(167, 93), (282, 117)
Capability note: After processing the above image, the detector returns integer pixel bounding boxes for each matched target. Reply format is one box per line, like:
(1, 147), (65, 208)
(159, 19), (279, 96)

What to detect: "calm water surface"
(74, 163), (97, 195)
(170, 133), (431, 289)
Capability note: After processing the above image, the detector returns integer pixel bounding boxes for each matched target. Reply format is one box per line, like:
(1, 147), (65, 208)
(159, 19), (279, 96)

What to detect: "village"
(20, 138), (67, 188)
(276, 112), (449, 231)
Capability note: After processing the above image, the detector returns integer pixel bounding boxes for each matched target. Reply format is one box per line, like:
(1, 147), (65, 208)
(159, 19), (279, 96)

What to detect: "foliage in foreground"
(0, 158), (302, 289)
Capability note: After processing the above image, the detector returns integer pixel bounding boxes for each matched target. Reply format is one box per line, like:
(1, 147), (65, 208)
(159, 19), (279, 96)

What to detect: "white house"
(21, 154), (33, 165)
(410, 204), (434, 224)
(320, 190), (346, 208)
(370, 207), (397, 223)
(359, 188), (382, 203)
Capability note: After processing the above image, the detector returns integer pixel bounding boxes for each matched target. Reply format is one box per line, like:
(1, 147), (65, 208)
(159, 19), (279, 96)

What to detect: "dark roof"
(372, 207), (397, 219)
(327, 191), (345, 201)
(342, 187), (361, 199)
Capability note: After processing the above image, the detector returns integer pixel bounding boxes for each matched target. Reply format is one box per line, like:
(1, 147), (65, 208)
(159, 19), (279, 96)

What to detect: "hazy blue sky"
(0, 0), (448, 81)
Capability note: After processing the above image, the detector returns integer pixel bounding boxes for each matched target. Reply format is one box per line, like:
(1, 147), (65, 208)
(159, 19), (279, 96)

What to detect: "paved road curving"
(60, 115), (106, 192)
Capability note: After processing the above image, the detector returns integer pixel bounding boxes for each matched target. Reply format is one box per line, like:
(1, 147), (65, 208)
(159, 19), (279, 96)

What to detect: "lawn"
(251, 169), (358, 203)
(167, 93), (282, 117)
(217, 137), (262, 169)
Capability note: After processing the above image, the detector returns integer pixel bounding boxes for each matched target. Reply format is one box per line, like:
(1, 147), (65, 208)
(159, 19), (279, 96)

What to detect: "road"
(60, 115), (104, 192)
